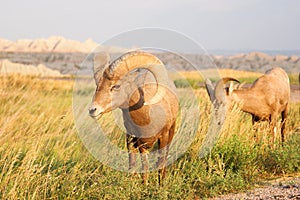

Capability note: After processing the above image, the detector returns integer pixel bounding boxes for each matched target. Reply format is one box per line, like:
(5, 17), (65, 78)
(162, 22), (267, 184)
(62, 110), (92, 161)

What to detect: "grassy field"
(0, 75), (299, 199)
(173, 69), (300, 88)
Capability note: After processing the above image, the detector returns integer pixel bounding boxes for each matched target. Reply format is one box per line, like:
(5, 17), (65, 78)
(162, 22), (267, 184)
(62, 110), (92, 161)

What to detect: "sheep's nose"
(89, 107), (97, 115)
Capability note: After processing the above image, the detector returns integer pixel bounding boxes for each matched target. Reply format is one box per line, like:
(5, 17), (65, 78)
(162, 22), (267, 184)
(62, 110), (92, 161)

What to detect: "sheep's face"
(89, 71), (136, 119)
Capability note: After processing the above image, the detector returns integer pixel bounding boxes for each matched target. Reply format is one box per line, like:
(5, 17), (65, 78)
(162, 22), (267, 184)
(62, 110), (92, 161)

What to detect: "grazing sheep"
(89, 51), (179, 184)
(205, 67), (290, 144)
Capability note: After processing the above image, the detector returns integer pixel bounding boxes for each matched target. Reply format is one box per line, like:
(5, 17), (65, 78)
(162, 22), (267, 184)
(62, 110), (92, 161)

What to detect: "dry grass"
(0, 75), (299, 199)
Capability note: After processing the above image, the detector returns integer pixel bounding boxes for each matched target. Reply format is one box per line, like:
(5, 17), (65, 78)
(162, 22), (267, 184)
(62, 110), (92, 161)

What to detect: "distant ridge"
(210, 51), (300, 72)
(209, 49), (300, 57)
(0, 36), (299, 74)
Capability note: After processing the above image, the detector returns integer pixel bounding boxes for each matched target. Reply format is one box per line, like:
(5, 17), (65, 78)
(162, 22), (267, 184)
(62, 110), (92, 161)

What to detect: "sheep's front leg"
(126, 134), (138, 173)
(270, 114), (278, 147)
(251, 115), (260, 143)
(139, 147), (149, 184)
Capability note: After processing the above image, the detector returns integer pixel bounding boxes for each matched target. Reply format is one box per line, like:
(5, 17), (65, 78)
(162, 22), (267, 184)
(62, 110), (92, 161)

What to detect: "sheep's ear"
(205, 78), (215, 103)
(229, 81), (234, 95)
(93, 52), (110, 85)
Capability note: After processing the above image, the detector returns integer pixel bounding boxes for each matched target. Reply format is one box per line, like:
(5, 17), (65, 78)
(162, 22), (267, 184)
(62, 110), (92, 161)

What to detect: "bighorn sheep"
(205, 67), (290, 144)
(89, 51), (179, 184)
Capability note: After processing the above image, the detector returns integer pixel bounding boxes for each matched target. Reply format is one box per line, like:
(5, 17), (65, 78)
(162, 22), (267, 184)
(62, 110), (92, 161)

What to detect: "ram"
(205, 67), (290, 144)
(89, 51), (179, 184)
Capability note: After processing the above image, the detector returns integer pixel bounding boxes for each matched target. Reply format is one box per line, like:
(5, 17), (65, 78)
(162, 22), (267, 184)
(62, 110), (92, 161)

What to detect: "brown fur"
(207, 67), (290, 145)
(89, 51), (179, 184)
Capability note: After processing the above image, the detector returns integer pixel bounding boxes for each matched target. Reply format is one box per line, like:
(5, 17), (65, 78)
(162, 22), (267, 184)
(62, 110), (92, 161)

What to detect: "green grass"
(174, 69), (299, 88)
(289, 73), (300, 85)
(0, 75), (299, 199)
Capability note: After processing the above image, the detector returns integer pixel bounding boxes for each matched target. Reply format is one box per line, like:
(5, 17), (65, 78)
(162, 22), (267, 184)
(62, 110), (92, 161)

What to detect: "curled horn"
(106, 51), (169, 105)
(214, 77), (240, 104)
(205, 78), (216, 103)
(93, 52), (110, 86)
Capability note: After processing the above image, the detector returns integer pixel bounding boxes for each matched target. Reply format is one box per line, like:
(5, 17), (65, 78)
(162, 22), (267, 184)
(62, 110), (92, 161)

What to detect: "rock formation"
(0, 59), (62, 77)
(0, 36), (98, 53)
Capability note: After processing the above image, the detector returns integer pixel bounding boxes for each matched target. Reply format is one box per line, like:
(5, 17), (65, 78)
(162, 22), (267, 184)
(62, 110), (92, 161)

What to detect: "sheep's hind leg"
(281, 108), (288, 143)
(157, 135), (168, 185)
(158, 123), (175, 185)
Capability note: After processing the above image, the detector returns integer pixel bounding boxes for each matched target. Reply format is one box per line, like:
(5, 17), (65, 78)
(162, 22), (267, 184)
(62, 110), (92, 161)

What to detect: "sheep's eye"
(111, 85), (121, 91)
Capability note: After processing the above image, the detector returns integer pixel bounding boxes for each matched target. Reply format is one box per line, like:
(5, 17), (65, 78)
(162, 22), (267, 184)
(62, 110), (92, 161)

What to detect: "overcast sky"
(1, 0), (299, 51)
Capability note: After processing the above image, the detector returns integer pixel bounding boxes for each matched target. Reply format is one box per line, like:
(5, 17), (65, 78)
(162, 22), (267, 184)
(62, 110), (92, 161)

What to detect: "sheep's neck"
(231, 89), (269, 119)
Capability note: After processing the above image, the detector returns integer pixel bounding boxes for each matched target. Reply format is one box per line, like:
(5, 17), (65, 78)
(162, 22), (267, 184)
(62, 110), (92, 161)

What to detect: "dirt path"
(211, 177), (300, 200)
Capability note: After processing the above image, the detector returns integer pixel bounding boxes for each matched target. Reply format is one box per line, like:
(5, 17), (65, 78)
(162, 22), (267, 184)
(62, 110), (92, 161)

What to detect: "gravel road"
(211, 177), (300, 200)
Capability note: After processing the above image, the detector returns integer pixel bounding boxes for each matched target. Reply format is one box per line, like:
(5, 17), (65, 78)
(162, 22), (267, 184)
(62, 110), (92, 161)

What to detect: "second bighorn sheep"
(89, 51), (179, 184)
(205, 67), (290, 144)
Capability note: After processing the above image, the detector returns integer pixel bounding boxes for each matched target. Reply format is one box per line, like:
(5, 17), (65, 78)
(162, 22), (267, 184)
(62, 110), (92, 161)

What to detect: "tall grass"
(0, 75), (299, 199)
